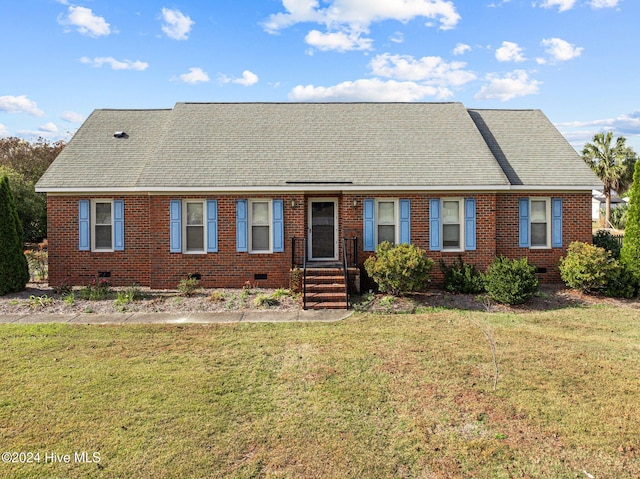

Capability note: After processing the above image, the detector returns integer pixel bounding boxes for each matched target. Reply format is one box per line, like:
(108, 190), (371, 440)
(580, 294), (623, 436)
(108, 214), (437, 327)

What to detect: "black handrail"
(341, 237), (350, 309)
(291, 236), (308, 309)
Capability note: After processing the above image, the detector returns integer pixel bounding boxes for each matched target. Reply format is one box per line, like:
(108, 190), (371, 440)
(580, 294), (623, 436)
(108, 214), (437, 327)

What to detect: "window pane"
(95, 203), (111, 225)
(186, 202), (203, 225)
(186, 226), (204, 251)
(252, 225), (269, 251)
(443, 224), (460, 248)
(378, 225), (395, 245)
(378, 201), (395, 224)
(442, 201), (459, 224)
(531, 200), (547, 222)
(252, 202), (269, 225)
(95, 225), (112, 249)
(531, 223), (547, 247)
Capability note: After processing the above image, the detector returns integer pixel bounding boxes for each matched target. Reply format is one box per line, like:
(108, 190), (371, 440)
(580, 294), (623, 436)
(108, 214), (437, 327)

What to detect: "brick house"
(36, 102), (599, 306)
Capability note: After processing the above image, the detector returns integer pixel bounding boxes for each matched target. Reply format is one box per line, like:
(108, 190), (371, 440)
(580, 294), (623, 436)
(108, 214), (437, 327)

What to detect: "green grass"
(0, 308), (639, 478)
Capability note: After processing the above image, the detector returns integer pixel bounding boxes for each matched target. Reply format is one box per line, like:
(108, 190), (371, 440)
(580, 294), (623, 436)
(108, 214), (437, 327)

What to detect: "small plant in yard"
(559, 242), (620, 294)
(114, 290), (136, 311)
(79, 278), (111, 300)
(177, 277), (200, 297)
(253, 293), (279, 308)
(271, 288), (292, 299)
(28, 294), (53, 309)
(484, 256), (539, 305)
(593, 229), (622, 259)
(364, 242), (434, 296)
(440, 257), (485, 294)
(207, 291), (226, 303)
(25, 247), (48, 281)
(63, 292), (74, 306)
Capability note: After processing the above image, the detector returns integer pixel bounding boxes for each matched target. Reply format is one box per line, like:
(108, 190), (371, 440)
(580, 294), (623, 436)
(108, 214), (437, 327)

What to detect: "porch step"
(303, 267), (349, 310)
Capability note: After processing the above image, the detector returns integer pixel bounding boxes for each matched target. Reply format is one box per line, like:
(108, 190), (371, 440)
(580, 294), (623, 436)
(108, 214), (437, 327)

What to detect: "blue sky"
(1, 0), (638, 152)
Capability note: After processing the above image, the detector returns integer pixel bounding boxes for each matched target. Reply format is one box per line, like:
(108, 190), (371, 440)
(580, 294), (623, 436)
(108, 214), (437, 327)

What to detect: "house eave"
(36, 184), (599, 195)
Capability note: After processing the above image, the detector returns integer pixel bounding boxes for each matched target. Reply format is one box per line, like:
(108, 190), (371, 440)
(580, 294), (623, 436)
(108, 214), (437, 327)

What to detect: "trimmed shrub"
(0, 175), (30, 295)
(592, 229), (622, 259)
(603, 264), (637, 299)
(364, 242), (434, 296)
(440, 257), (485, 294)
(484, 256), (539, 305)
(559, 242), (619, 294)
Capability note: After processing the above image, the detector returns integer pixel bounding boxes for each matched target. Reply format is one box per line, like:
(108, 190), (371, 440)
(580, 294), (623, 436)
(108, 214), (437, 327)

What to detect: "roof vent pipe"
(113, 131), (128, 138)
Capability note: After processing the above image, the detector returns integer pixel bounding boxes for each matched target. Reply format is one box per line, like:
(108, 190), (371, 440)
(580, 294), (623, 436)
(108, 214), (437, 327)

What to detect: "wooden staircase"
(303, 267), (348, 310)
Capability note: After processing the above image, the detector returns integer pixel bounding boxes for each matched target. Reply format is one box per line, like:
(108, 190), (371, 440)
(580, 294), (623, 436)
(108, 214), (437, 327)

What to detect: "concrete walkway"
(0, 309), (353, 325)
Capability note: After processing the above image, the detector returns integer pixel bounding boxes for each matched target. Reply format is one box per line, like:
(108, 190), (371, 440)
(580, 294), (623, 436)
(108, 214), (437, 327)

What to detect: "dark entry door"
(309, 199), (337, 260)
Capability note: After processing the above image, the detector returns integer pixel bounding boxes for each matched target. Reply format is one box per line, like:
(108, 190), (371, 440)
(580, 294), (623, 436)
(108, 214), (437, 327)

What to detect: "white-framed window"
(441, 198), (464, 251)
(183, 200), (206, 253)
(376, 199), (398, 245)
(92, 200), (113, 251)
(249, 199), (272, 253)
(529, 198), (551, 248)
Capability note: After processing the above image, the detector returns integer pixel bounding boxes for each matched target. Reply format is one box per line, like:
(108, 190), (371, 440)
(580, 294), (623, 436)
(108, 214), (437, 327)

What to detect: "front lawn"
(1, 307), (638, 478)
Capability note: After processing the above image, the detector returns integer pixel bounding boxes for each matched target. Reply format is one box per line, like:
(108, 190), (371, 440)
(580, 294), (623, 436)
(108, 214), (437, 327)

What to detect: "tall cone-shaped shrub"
(0, 175), (30, 295)
(620, 160), (640, 289)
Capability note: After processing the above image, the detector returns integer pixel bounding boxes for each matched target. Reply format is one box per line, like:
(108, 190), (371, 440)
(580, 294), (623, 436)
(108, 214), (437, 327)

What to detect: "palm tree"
(582, 132), (637, 228)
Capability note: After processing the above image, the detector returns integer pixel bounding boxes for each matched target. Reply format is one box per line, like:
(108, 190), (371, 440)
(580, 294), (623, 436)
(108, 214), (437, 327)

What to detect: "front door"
(308, 199), (338, 261)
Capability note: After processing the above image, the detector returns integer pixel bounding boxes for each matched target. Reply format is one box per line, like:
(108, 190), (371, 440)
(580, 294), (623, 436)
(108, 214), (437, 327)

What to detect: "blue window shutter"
(363, 199), (375, 251)
(206, 200), (218, 253)
(429, 199), (441, 251)
(552, 198), (563, 248)
(170, 200), (182, 253)
(113, 199), (124, 251)
(519, 198), (530, 248)
(78, 199), (90, 251)
(464, 198), (476, 251)
(236, 199), (248, 252)
(272, 199), (284, 253)
(399, 199), (411, 244)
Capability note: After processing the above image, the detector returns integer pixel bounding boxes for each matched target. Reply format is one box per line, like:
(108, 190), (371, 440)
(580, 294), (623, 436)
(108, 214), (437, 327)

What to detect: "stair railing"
(291, 236), (308, 309)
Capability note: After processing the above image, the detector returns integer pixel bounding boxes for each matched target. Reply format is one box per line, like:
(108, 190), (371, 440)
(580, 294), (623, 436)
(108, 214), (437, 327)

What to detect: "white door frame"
(308, 197), (339, 261)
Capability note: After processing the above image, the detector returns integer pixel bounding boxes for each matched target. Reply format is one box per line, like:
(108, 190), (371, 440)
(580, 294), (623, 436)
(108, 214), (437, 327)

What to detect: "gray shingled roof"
(36, 102), (599, 192)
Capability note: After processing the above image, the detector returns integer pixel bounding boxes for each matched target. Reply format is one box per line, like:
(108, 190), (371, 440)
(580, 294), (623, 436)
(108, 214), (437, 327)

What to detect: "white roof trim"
(37, 184), (597, 194)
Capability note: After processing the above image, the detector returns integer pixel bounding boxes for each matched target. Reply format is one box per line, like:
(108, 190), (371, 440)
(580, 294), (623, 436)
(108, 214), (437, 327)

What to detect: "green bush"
(603, 263), (637, 299)
(440, 257), (485, 294)
(178, 277), (200, 297)
(364, 242), (434, 296)
(559, 242), (620, 294)
(0, 175), (30, 295)
(484, 256), (539, 305)
(592, 230), (622, 259)
(621, 160), (640, 288)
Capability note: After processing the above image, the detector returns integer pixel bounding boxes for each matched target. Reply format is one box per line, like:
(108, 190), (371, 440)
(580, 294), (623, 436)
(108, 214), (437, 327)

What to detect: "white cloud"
(161, 8), (194, 40)
(0, 123), (8, 136)
(390, 32), (404, 44)
(219, 70), (260, 86)
(453, 43), (471, 55)
(0, 95), (44, 116)
(289, 78), (448, 101)
(369, 53), (475, 87)
(540, 37), (583, 62)
(178, 67), (210, 84)
(39, 122), (59, 134)
(556, 111), (640, 136)
(17, 122), (62, 139)
(538, 0), (577, 12)
(305, 28), (373, 52)
(495, 41), (525, 62)
(264, 0), (461, 52)
(590, 0), (619, 8)
(80, 56), (149, 71)
(61, 111), (85, 123)
(475, 70), (541, 101)
(58, 6), (110, 37)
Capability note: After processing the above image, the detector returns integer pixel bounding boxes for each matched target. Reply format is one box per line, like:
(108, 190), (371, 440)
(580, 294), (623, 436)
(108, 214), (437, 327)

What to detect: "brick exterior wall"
(47, 191), (592, 289)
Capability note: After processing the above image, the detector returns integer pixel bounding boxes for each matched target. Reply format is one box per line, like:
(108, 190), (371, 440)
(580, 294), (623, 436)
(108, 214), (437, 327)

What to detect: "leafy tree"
(582, 132), (637, 228)
(0, 137), (64, 241)
(0, 176), (30, 295)
(0, 137), (64, 183)
(620, 159), (640, 287)
(0, 166), (47, 242)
